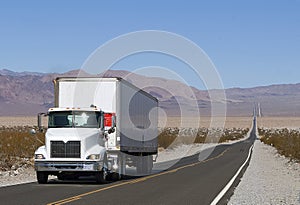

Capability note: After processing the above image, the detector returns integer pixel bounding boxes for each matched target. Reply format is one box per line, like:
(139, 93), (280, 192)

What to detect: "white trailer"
(34, 77), (158, 183)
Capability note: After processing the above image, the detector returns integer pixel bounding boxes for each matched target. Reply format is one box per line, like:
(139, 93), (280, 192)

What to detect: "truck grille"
(50, 141), (81, 158)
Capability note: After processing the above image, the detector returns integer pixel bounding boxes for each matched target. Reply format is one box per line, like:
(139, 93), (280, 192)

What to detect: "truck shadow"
(45, 174), (144, 185)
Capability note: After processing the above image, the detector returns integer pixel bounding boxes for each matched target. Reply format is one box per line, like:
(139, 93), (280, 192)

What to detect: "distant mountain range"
(0, 69), (47, 77)
(1, 69), (300, 117)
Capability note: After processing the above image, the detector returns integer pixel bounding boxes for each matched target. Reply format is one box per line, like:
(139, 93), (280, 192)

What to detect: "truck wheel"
(109, 172), (121, 181)
(37, 171), (48, 184)
(95, 169), (107, 184)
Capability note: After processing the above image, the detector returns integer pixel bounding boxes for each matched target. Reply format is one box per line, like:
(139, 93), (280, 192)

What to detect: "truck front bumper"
(34, 161), (103, 172)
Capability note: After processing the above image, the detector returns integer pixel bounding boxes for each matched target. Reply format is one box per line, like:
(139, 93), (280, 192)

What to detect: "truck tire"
(37, 171), (48, 184)
(95, 170), (107, 184)
(109, 172), (121, 181)
(95, 154), (109, 183)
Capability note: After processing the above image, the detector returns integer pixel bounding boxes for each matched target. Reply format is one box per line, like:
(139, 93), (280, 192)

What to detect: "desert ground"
(1, 116), (299, 129)
(161, 116), (300, 129)
(0, 116), (47, 127)
(0, 116), (252, 128)
(0, 116), (252, 129)
(257, 117), (300, 129)
(159, 116), (253, 129)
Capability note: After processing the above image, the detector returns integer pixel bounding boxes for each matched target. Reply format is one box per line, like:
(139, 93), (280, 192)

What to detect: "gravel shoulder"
(229, 140), (300, 205)
(0, 167), (36, 187)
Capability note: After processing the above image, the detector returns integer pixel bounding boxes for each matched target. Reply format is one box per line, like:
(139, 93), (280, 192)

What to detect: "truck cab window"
(48, 111), (72, 128)
(48, 111), (100, 128)
(73, 111), (100, 128)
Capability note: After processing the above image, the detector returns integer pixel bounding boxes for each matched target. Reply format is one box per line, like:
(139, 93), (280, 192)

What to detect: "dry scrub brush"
(259, 128), (300, 161)
(0, 126), (44, 171)
(158, 127), (249, 149)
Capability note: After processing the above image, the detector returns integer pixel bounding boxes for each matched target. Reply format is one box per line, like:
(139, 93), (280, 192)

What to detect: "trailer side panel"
(118, 80), (158, 154)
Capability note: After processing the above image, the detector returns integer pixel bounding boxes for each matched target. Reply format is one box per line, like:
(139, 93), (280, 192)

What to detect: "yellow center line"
(47, 148), (229, 205)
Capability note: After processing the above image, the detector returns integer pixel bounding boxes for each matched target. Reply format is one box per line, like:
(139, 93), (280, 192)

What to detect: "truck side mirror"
(30, 129), (37, 135)
(108, 127), (115, 134)
(38, 113), (47, 132)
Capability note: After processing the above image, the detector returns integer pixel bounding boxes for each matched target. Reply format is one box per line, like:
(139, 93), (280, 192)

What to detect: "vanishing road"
(0, 118), (257, 205)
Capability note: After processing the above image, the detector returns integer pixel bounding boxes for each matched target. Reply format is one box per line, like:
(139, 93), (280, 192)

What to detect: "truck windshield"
(48, 111), (101, 128)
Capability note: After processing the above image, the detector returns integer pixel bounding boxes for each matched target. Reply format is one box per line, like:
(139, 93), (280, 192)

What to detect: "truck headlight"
(35, 154), (45, 159)
(86, 154), (100, 160)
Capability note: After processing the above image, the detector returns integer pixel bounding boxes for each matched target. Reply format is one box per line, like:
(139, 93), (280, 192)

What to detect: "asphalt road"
(0, 119), (256, 205)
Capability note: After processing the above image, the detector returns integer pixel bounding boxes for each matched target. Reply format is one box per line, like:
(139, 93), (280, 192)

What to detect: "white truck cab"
(34, 106), (115, 183)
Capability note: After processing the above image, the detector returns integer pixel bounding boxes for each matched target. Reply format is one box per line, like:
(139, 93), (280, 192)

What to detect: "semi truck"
(34, 77), (158, 184)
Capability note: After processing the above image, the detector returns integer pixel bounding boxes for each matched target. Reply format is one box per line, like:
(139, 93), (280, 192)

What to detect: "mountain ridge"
(1, 69), (299, 117)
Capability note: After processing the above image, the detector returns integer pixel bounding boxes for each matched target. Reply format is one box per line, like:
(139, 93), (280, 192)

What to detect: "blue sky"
(0, 0), (299, 89)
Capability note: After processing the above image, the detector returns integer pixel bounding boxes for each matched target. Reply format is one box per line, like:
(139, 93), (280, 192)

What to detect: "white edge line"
(210, 143), (254, 205)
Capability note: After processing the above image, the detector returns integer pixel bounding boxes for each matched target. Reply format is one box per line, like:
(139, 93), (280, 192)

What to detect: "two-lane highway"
(0, 118), (257, 205)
